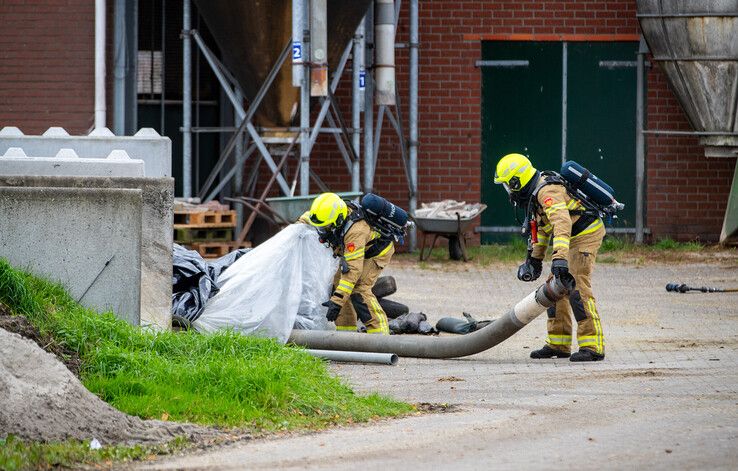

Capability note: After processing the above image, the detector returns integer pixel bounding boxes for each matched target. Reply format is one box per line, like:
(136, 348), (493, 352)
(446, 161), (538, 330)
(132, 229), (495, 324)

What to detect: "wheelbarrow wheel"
(448, 236), (464, 261)
(372, 276), (397, 299)
(378, 298), (409, 319)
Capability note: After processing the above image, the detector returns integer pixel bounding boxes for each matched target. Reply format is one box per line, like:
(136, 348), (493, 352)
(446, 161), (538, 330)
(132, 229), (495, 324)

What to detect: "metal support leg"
(192, 36), (292, 199)
(364, 4), (375, 193)
(636, 38), (647, 244)
(351, 19), (365, 192)
(300, 0), (311, 195)
(409, 0), (419, 250)
(182, 0), (192, 197)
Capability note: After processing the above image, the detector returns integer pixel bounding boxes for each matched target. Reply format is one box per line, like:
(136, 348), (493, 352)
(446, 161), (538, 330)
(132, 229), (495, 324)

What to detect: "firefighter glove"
(322, 300), (342, 322)
(517, 257), (543, 282)
(551, 259), (576, 291)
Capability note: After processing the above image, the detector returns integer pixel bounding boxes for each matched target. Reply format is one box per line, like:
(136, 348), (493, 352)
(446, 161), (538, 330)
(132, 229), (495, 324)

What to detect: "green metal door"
(481, 41), (563, 242)
(481, 41), (639, 243)
(567, 42), (638, 229)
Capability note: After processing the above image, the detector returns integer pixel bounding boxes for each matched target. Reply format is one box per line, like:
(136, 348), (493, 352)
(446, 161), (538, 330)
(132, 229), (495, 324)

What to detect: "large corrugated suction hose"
(288, 277), (569, 359)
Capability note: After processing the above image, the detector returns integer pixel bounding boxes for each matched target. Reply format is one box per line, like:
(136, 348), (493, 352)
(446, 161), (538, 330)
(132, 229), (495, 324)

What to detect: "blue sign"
(292, 42), (302, 61)
(359, 70), (366, 89)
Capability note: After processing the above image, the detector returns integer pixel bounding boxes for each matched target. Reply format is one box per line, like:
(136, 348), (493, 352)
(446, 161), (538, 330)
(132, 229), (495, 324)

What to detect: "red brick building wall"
(0, 0), (103, 135)
(645, 71), (735, 240)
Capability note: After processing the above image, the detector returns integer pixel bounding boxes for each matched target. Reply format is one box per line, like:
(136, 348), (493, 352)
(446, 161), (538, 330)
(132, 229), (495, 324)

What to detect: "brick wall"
(0, 0), (99, 135)
(308, 0), (733, 243)
(645, 71), (735, 241)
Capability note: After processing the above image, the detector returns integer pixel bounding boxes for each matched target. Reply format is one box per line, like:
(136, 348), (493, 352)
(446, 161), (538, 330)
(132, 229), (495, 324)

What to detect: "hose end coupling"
(535, 276), (570, 307)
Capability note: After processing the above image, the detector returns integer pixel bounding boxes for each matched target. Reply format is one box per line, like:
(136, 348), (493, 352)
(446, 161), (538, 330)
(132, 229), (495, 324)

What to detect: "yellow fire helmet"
(493, 153), (537, 193)
(307, 192), (348, 227)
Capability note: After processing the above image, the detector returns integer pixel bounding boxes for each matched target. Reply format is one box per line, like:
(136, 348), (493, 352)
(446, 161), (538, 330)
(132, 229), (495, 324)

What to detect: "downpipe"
(289, 277), (569, 359)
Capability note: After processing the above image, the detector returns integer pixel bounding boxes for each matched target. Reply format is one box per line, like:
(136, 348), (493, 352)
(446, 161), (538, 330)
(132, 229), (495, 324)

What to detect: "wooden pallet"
(174, 227), (233, 244)
(190, 242), (231, 259)
(173, 210), (236, 227)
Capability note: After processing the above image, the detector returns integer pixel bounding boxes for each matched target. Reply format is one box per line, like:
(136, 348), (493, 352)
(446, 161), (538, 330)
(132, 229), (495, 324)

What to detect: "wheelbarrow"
(265, 192), (362, 224)
(414, 205), (487, 262)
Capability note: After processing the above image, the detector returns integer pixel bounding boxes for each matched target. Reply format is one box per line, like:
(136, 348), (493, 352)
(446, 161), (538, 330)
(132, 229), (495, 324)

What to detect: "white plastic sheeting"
(192, 224), (338, 342)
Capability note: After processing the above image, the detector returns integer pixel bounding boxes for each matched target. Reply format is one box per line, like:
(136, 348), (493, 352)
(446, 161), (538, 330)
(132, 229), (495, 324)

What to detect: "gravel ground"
(139, 259), (738, 470)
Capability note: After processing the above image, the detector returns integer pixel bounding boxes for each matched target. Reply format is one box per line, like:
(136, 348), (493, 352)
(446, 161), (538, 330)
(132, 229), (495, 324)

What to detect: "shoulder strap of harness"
(531, 171), (566, 201)
(341, 200), (364, 239)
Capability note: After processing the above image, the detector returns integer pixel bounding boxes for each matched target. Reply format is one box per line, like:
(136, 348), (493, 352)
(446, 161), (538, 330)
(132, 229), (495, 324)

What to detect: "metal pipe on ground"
(306, 349), (399, 365)
(289, 277), (570, 359)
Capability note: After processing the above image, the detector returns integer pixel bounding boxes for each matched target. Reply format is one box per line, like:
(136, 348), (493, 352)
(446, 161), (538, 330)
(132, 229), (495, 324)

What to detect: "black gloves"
(322, 300), (342, 322)
(517, 257), (543, 282)
(551, 259), (576, 291)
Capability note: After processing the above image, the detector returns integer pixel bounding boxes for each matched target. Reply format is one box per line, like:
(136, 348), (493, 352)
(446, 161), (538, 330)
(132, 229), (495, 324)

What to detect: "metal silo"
(637, 1), (738, 243)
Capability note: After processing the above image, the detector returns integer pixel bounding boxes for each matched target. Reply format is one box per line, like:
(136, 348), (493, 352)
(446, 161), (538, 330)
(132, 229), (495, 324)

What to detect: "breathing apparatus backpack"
(559, 161), (624, 219)
(347, 193), (410, 244)
(522, 160), (624, 246)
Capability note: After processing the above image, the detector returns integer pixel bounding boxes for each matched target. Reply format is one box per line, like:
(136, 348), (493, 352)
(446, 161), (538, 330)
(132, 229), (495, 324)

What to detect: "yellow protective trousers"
(545, 226), (606, 355)
(333, 244), (394, 334)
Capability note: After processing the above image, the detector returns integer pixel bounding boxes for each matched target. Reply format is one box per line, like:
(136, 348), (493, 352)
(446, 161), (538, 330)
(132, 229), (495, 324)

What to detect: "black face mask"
(508, 171), (540, 207)
(317, 221), (346, 249)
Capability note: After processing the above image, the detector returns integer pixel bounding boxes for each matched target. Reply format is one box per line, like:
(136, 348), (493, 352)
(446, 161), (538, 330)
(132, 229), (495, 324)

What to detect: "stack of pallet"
(173, 201), (248, 259)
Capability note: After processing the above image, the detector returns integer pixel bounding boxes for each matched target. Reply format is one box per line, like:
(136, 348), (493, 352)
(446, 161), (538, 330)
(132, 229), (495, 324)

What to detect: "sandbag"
(192, 224), (338, 343)
(389, 312), (437, 335)
(435, 312), (495, 335)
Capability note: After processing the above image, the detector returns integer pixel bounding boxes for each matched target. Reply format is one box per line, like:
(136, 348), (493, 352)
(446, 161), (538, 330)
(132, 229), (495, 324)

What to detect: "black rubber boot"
(530, 345), (571, 359)
(570, 349), (605, 362)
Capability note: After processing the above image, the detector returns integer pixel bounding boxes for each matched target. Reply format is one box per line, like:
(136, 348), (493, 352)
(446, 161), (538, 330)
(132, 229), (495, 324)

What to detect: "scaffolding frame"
(180, 0), (419, 248)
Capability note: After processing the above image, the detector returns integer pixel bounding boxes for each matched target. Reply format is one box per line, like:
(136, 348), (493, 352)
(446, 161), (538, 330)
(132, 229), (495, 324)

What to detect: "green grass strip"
(0, 435), (188, 471)
(0, 258), (411, 431)
(403, 235), (714, 267)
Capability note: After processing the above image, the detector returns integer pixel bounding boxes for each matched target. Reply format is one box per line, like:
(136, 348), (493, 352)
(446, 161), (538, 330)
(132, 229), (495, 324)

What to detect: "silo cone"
(637, 1), (738, 245)
(194, 0), (371, 127)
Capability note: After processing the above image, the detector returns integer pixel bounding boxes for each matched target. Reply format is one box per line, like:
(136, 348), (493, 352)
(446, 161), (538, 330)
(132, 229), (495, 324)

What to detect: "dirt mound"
(0, 328), (214, 445)
(0, 306), (82, 377)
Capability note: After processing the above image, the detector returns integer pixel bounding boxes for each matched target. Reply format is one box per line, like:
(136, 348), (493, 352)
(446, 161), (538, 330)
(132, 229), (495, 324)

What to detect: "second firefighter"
(304, 192), (395, 334)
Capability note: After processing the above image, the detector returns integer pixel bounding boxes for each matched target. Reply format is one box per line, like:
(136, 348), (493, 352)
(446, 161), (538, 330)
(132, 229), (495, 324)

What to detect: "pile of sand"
(0, 328), (211, 445)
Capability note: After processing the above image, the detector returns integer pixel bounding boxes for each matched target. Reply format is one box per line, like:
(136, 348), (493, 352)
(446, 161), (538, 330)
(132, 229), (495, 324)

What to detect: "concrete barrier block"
(0, 186), (142, 325)
(88, 127), (115, 137)
(42, 127), (70, 137)
(106, 150), (131, 160)
(0, 127), (24, 137)
(0, 175), (175, 330)
(0, 155), (145, 177)
(0, 127), (172, 178)
(134, 128), (161, 138)
(55, 149), (79, 159)
(2, 147), (27, 157)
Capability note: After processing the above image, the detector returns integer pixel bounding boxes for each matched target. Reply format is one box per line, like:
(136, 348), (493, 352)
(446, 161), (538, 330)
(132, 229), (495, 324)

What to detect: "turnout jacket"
(530, 183), (604, 261)
(298, 210), (393, 308)
(330, 214), (393, 307)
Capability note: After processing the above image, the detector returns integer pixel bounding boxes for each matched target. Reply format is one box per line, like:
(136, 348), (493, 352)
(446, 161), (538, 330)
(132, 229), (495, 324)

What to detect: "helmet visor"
(309, 213), (326, 226)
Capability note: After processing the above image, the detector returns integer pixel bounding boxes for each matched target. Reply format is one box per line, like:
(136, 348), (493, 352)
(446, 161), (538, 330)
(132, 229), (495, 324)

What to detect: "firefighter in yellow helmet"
(494, 153), (606, 362)
(303, 192), (393, 334)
